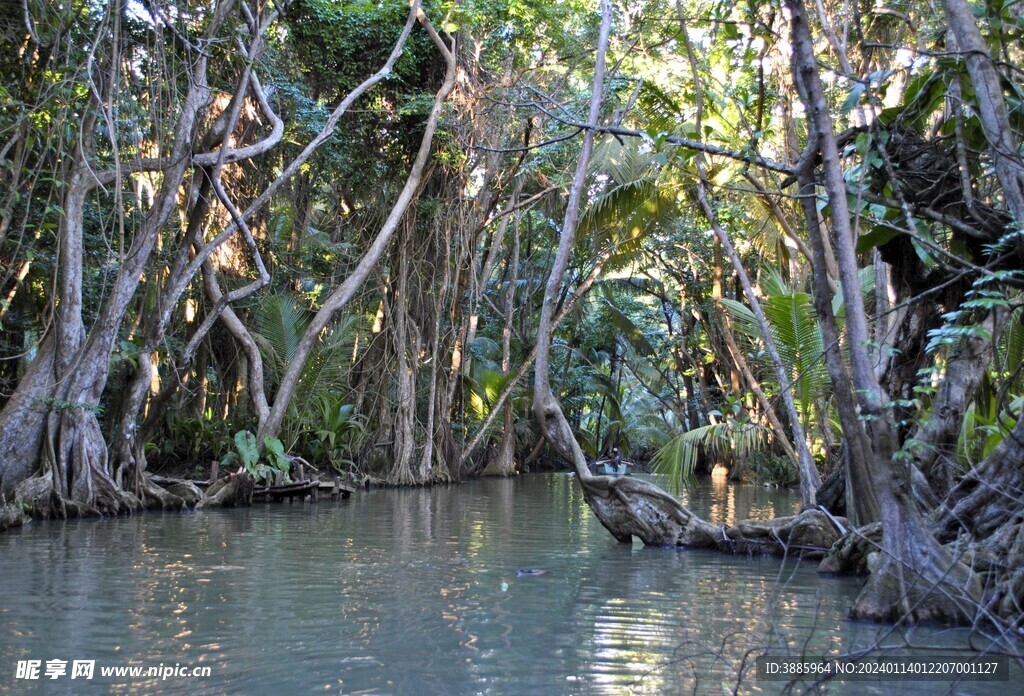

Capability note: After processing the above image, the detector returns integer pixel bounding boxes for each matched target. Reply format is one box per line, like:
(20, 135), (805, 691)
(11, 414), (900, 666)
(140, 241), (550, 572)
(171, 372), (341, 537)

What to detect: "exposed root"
(16, 472), (91, 519)
(196, 472), (254, 509)
(579, 474), (841, 557)
(139, 476), (187, 511)
(850, 540), (982, 625)
(818, 523), (882, 576)
(165, 480), (205, 507)
(0, 503), (27, 531)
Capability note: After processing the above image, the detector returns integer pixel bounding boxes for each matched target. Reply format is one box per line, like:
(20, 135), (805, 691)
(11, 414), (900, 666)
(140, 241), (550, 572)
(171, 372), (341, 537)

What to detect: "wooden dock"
(318, 479), (355, 500)
(251, 479), (356, 502)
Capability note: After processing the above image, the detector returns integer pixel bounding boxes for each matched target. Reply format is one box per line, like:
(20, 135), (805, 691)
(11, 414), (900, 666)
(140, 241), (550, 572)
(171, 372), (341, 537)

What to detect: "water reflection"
(0, 475), (1018, 694)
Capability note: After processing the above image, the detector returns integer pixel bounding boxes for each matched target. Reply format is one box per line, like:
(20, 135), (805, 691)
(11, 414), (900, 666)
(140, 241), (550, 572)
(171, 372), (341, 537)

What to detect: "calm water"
(0, 474), (1016, 694)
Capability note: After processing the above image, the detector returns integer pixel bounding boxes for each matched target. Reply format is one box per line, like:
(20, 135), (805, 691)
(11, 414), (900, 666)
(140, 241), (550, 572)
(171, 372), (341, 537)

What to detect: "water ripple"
(0, 475), (1017, 695)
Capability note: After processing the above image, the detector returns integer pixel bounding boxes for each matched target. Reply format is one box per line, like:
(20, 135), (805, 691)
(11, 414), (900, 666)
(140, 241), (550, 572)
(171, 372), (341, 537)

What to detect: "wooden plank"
(316, 479), (356, 498)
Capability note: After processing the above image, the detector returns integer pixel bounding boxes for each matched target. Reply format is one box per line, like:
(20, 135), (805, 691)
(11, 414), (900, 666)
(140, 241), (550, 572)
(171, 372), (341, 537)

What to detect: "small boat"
(593, 461), (630, 476)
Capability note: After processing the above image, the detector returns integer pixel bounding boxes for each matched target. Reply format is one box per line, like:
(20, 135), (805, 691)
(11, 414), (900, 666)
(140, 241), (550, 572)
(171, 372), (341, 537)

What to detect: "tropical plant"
(721, 269), (829, 434)
(301, 394), (367, 475)
(955, 308), (1024, 465)
(652, 395), (769, 492)
(253, 291), (361, 448)
(744, 450), (794, 487)
(221, 430), (292, 484)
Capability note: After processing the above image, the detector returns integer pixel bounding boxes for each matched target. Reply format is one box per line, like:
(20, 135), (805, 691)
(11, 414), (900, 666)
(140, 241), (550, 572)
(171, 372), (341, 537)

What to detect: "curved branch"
(259, 4), (458, 441)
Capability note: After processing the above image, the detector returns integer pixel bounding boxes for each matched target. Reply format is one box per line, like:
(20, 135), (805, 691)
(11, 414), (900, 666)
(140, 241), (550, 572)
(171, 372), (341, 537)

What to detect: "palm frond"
(651, 419), (769, 493)
(998, 308), (1024, 391)
(254, 292), (311, 376)
(580, 138), (680, 252)
(832, 266), (875, 320)
(721, 286), (829, 428)
(599, 298), (656, 356)
(295, 314), (362, 403)
(651, 425), (712, 491)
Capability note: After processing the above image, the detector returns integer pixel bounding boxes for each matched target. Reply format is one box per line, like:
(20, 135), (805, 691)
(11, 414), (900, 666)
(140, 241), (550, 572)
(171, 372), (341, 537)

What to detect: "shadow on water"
(0, 474), (1018, 694)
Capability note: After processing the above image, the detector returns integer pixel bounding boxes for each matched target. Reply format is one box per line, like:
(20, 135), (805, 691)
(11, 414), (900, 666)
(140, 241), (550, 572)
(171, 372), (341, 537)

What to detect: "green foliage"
(221, 430), (292, 483)
(232, 430), (260, 472)
(287, 0), (434, 100)
(581, 138), (679, 252)
(300, 394), (367, 474)
(998, 308), (1024, 390)
(253, 292), (361, 447)
(263, 436), (292, 476)
(158, 408), (236, 465)
(721, 269), (828, 430)
(255, 292), (309, 372)
(956, 308), (1024, 465)
(279, 0), (443, 191)
(744, 450), (794, 486)
(926, 279), (1010, 353)
(652, 397), (770, 493)
(33, 396), (103, 415)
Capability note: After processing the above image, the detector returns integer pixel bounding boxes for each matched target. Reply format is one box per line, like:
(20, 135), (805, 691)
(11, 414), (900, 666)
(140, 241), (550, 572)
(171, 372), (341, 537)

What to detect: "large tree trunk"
(0, 335), (55, 498)
(388, 221), (419, 485)
(796, 165), (880, 527)
(786, 0), (982, 623)
(0, 0), (234, 513)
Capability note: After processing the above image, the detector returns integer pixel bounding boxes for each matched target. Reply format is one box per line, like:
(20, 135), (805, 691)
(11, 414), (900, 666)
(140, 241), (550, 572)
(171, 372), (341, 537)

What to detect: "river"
(0, 474), (1016, 694)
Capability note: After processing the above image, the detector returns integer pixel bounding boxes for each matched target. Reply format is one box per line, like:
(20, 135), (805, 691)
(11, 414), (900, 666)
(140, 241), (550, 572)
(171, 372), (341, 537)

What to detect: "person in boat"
(611, 448), (622, 468)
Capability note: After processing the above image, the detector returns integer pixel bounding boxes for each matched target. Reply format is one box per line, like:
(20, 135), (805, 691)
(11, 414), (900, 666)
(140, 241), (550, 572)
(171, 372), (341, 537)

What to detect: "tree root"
(15, 472), (93, 519)
(196, 473), (254, 509)
(11, 468), (142, 520)
(850, 539), (982, 625)
(165, 480), (205, 507)
(139, 476), (187, 510)
(818, 523), (882, 576)
(579, 474), (842, 557)
(0, 503), (27, 531)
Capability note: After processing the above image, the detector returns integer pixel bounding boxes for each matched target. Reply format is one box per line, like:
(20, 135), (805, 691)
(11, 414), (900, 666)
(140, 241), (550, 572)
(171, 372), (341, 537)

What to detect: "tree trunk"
(786, 0), (981, 623)
(0, 0), (233, 513)
(389, 222), (419, 485)
(942, 0), (1024, 222)
(482, 216), (521, 477)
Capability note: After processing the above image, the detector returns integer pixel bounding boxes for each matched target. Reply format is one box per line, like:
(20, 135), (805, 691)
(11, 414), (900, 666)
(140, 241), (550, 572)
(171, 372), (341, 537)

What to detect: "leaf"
(856, 227), (901, 254)
(233, 431), (259, 472)
(263, 436), (291, 474)
(255, 292), (311, 373)
(842, 82), (866, 114)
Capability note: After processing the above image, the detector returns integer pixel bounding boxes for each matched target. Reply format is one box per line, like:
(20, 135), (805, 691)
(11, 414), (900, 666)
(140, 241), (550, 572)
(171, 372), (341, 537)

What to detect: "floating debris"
(514, 568), (548, 577)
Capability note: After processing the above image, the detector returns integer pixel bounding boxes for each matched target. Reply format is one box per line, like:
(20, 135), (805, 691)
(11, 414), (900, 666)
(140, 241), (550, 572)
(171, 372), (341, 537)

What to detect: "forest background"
(2, 0), (1024, 636)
